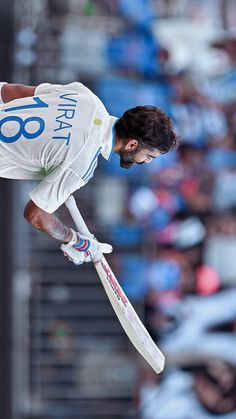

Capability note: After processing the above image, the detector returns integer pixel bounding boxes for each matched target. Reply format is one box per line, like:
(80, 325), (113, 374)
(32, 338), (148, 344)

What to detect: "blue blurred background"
(0, 1), (236, 418)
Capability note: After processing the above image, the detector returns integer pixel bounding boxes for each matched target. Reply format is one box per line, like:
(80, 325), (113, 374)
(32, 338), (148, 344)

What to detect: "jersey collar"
(101, 116), (118, 161)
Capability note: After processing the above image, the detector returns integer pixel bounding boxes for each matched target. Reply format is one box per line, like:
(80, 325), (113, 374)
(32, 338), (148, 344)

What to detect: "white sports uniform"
(0, 82), (117, 213)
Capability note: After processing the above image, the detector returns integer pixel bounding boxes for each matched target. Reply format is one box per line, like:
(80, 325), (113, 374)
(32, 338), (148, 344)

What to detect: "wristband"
(0, 82), (7, 104)
(66, 229), (78, 246)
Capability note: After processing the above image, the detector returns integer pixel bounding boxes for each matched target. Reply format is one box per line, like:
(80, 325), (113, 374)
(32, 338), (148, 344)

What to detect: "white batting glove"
(61, 229), (113, 265)
(61, 244), (86, 265)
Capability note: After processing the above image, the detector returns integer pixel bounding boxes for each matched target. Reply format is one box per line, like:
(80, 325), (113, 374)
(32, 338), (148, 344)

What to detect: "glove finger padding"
(88, 242), (113, 263)
(99, 242), (113, 254)
(61, 243), (85, 265)
(84, 247), (111, 264)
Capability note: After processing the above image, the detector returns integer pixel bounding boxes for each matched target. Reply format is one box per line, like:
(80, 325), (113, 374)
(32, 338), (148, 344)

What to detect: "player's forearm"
(24, 200), (73, 243)
(32, 213), (73, 242)
(0, 83), (36, 103)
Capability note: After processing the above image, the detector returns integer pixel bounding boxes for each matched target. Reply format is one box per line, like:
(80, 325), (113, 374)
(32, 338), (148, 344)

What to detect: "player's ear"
(124, 139), (138, 150)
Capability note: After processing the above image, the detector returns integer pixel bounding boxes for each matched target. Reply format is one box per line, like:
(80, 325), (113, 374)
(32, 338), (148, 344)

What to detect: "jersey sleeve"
(35, 81), (90, 96)
(29, 124), (103, 213)
(29, 165), (85, 213)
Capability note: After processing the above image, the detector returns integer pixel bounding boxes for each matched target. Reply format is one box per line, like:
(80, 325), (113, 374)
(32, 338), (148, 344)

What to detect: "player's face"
(119, 145), (161, 169)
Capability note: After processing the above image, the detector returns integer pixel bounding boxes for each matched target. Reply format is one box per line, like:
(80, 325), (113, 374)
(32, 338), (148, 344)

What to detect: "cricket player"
(0, 81), (177, 265)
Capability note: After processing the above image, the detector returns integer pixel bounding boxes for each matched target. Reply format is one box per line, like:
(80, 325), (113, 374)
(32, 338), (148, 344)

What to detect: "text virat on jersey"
(52, 92), (79, 145)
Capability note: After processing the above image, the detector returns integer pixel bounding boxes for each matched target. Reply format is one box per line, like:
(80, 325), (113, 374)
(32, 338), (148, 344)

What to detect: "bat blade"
(95, 256), (165, 374)
(65, 195), (165, 373)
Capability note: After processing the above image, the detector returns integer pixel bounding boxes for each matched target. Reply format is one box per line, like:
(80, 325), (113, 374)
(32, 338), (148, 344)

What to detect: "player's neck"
(113, 136), (123, 154)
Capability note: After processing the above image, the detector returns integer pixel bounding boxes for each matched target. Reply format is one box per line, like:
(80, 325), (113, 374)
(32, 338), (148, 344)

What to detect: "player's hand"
(61, 244), (86, 265)
(61, 230), (113, 264)
(77, 233), (113, 263)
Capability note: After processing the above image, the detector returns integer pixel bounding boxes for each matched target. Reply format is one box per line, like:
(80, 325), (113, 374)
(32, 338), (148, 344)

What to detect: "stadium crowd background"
(4, 0), (236, 418)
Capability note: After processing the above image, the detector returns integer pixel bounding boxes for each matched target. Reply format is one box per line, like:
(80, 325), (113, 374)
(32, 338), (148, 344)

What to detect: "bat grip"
(65, 195), (93, 238)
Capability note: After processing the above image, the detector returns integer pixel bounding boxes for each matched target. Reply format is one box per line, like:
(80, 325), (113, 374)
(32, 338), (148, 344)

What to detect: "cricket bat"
(65, 195), (165, 374)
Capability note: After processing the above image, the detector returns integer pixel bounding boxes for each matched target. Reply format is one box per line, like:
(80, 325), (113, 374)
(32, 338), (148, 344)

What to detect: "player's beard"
(119, 147), (144, 169)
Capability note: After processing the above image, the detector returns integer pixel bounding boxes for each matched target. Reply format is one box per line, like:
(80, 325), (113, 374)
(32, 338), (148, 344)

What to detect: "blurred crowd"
(82, 1), (236, 417)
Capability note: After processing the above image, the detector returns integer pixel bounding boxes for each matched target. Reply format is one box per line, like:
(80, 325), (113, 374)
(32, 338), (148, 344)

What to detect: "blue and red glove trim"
(72, 237), (90, 252)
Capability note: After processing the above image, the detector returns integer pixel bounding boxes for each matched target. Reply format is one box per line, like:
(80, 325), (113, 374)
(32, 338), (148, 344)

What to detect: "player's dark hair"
(115, 105), (178, 153)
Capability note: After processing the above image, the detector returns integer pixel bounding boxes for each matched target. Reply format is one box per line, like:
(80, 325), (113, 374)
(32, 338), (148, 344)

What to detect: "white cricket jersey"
(0, 82), (117, 212)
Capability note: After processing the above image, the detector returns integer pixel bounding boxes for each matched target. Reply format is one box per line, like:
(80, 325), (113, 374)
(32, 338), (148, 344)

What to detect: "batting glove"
(61, 229), (113, 265)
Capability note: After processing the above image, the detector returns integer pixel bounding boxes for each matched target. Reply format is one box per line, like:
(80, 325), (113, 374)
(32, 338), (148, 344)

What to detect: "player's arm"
(0, 83), (36, 104)
(24, 200), (112, 264)
(24, 200), (73, 243)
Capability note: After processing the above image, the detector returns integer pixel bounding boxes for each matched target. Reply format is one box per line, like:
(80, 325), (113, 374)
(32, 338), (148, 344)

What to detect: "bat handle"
(65, 195), (93, 238)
